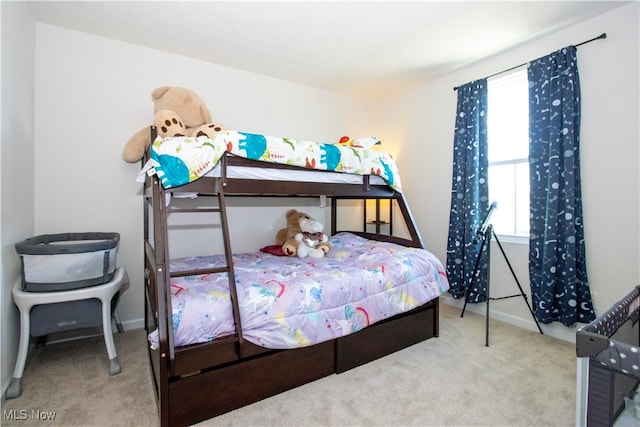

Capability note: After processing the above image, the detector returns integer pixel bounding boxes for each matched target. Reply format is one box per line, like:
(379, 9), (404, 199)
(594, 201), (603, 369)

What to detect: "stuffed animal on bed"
(122, 109), (186, 163)
(190, 122), (226, 138)
(122, 86), (225, 163)
(155, 109), (187, 137)
(275, 209), (331, 258)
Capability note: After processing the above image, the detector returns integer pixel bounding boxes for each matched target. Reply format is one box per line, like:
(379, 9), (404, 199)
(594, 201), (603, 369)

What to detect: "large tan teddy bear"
(122, 86), (225, 163)
(275, 209), (331, 258)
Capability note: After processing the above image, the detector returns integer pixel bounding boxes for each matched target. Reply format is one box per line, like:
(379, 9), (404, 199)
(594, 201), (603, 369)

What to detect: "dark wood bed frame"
(142, 127), (441, 426)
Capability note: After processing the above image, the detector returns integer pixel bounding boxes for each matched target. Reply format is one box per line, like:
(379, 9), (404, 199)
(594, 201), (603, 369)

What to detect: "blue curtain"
(446, 79), (489, 302)
(528, 46), (595, 326)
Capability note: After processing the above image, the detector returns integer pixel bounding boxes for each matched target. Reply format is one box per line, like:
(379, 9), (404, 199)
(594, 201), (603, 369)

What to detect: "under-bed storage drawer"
(168, 340), (334, 426)
(335, 302), (436, 373)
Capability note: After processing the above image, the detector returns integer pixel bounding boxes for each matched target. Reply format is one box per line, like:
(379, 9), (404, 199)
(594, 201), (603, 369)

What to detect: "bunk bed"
(142, 127), (450, 426)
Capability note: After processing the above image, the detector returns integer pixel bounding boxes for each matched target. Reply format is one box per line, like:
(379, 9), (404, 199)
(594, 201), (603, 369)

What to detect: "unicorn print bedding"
(148, 232), (449, 350)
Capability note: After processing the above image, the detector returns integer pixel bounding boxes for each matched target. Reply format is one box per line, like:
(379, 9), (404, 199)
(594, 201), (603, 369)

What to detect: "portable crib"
(576, 286), (640, 426)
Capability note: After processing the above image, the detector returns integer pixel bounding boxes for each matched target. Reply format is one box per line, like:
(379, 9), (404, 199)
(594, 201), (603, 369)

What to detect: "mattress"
(206, 163), (388, 185)
(148, 232), (449, 350)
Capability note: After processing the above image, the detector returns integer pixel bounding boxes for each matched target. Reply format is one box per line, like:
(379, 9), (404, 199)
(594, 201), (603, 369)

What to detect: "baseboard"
(441, 295), (576, 343)
(120, 317), (145, 331)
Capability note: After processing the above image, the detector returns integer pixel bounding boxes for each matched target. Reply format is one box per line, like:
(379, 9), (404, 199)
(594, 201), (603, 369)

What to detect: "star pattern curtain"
(528, 46), (596, 326)
(446, 79), (489, 302)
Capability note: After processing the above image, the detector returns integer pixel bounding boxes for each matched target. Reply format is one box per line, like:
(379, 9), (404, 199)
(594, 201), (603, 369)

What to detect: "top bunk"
(142, 126), (424, 248)
(143, 127), (401, 198)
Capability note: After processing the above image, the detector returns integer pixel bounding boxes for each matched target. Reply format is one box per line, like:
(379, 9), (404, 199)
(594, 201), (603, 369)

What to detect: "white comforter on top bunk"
(146, 130), (403, 191)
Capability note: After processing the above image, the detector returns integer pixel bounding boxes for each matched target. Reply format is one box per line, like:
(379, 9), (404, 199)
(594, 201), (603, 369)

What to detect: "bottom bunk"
(149, 299), (439, 427)
(144, 231), (447, 426)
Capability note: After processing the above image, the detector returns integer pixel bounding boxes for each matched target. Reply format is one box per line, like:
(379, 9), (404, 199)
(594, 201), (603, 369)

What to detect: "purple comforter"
(148, 232), (449, 350)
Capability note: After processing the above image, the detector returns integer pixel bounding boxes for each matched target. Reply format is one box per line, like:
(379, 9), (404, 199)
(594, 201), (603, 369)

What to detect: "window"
(487, 69), (529, 238)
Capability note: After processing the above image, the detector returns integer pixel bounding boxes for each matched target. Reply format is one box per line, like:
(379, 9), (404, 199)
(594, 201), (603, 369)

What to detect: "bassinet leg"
(109, 357), (121, 375)
(102, 295), (121, 375)
(113, 310), (125, 334)
(6, 298), (33, 399)
(100, 268), (128, 376)
(6, 378), (22, 399)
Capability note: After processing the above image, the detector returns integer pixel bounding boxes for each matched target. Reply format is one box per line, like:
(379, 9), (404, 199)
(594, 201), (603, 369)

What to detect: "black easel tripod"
(460, 202), (544, 346)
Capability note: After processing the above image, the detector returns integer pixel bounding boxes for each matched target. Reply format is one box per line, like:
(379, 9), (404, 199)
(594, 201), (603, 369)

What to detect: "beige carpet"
(1, 303), (577, 426)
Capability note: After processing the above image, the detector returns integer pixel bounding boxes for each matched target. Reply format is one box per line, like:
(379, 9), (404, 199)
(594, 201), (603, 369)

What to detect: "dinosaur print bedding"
(148, 130), (403, 191)
(148, 232), (449, 350)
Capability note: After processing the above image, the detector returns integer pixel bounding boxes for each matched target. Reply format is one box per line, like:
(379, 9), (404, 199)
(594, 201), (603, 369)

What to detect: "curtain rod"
(453, 32), (607, 91)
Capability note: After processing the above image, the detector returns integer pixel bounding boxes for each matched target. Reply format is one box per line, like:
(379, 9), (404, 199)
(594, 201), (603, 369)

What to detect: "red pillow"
(260, 244), (286, 256)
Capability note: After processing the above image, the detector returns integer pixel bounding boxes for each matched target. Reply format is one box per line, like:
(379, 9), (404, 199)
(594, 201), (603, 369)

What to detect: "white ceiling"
(27, 1), (627, 100)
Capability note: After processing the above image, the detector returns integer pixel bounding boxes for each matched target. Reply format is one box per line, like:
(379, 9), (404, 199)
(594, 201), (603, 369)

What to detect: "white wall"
(383, 2), (639, 342)
(1, 1), (35, 400)
(32, 23), (368, 330)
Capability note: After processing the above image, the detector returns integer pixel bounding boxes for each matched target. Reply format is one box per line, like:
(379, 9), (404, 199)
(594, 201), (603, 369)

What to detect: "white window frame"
(487, 68), (530, 242)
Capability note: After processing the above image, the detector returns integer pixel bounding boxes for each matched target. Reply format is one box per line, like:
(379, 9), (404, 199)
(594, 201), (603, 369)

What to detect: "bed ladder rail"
(167, 189), (247, 356)
(156, 184), (247, 367)
(216, 188), (245, 354)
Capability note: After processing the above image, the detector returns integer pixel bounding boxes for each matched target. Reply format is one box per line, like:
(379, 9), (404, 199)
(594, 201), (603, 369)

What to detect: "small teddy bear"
(275, 209), (331, 258)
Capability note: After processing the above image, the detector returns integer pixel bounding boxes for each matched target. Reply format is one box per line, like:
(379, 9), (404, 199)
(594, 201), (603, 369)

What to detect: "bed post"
(143, 126), (175, 426)
(393, 192), (425, 248)
(213, 164), (247, 356)
(155, 176), (174, 426)
(330, 192), (425, 249)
